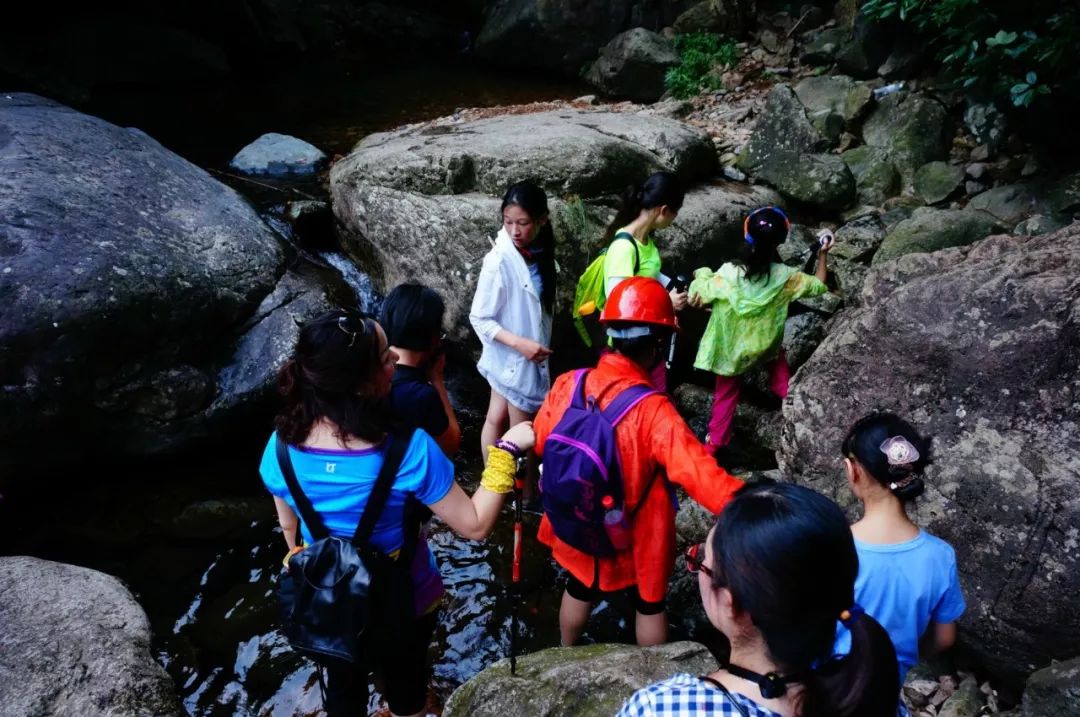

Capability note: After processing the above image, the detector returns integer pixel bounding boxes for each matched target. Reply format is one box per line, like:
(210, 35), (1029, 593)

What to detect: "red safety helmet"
(600, 277), (679, 331)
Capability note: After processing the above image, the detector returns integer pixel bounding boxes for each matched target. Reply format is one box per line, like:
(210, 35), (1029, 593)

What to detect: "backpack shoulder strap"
(352, 428), (416, 549)
(568, 369), (591, 410)
(601, 383), (660, 427)
(612, 231), (640, 275)
(276, 435), (330, 541)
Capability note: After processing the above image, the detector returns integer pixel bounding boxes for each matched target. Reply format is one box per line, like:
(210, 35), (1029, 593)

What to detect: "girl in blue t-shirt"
(839, 412), (966, 683)
(261, 309), (533, 717)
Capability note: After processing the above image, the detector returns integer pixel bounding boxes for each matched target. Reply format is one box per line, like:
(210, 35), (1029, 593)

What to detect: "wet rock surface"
(0, 556), (183, 717)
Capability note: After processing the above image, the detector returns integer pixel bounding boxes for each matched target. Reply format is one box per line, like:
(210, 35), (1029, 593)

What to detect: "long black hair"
(502, 181), (556, 311)
(738, 206), (790, 282)
(602, 171), (686, 243)
(842, 412), (932, 502)
(711, 482), (899, 717)
(274, 309), (397, 446)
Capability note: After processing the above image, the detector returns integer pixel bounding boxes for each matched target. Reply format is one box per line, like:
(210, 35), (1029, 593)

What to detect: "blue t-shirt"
(835, 530), (965, 681)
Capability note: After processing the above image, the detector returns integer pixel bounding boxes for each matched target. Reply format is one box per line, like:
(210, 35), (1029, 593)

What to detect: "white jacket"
(469, 228), (552, 412)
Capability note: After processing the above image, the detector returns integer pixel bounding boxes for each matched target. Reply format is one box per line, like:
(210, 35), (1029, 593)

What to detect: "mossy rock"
(758, 150), (856, 211)
(873, 208), (1003, 265)
(862, 92), (950, 183)
(736, 84), (829, 173)
(842, 146), (901, 206)
(444, 641), (716, 717)
(913, 161), (964, 204)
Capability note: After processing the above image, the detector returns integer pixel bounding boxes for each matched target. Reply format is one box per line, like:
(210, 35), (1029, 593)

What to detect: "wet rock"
(229, 132), (327, 177)
(967, 183), (1050, 225)
(842, 146), (901, 205)
(914, 161), (965, 204)
(672, 0), (756, 36)
(780, 223), (1080, 678)
(873, 207), (1003, 265)
(166, 498), (276, 541)
(736, 84), (829, 173)
(783, 311), (828, 369)
(0, 556), (183, 716)
(862, 92), (950, 183)
(1013, 214), (1073, 236)
(964, 102), (1008, 154)
(0, 94), (286, 470)
(939, 675), (983, 717)
(758, 151), (856, 211)
(444, 641), (717, 716)
(1022, 656), (1080, 716)
(585, 28), (679, 103)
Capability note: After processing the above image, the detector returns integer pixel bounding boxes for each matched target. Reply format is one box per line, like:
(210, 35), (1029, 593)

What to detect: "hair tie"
(840, 604), (865, 628)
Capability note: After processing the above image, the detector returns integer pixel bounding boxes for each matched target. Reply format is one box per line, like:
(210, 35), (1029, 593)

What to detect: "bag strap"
(276, 435), (330, 541)
(351, 428), (415, 550)
(568, 368), (590, 410)
(601, 383), (660, 426)
(698, 676), (751, 717)
(612, 231), (640, 275)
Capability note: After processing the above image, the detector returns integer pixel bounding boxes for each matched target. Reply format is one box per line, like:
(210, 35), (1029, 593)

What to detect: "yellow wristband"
(283, 545), (304, 568)
(480, 446), (516, 494)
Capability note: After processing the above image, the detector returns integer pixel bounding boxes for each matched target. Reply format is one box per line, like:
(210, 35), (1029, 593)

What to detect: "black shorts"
(564, 573), (666, 616)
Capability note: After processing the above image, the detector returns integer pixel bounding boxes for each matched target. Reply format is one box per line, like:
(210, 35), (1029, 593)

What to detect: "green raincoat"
(689, 262), (828, 376)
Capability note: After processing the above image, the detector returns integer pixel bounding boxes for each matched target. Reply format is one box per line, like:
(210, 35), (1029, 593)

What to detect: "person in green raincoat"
(687, 206), (833, 456)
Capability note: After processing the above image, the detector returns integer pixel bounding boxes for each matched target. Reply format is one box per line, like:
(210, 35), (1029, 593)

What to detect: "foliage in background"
(664, 33), (739, 99)
(861, 0), (1080, 109)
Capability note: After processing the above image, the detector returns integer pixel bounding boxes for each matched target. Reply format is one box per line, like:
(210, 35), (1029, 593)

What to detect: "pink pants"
(706, 351), (790, 451)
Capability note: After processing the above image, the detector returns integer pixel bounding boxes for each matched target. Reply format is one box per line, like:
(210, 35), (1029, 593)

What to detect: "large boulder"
(0, 94), (332, 471)
(585, 28), (679, 103)
(872, 207), (1003, 265)
(758, 151), (856, 211)
(737, 84), (829, 173)
(779, 223), (1080, 678)
(228, 132), (328, 178)
(444, 641), (716, 716)
(842, 146), (901, 206)
(475, 0), (636, 76)
(0, 556), (183, 716)
(967, 183), (1053, 226)
(330, 109), (723, 339)
(672, 0), (756, 35)
(862, 92), (950, 183)
(913, 161), (965, 204)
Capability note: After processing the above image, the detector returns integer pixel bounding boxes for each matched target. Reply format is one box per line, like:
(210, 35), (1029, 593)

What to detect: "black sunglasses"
(685, 543), (714, 579)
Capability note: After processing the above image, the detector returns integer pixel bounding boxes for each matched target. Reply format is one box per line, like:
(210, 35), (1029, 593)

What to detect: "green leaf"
(986, 30), (1017, 47)
(1026, 71), (1038, 84)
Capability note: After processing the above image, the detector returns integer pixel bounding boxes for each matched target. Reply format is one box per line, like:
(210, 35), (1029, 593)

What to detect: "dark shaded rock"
(862, 92), (950, 183)
(672, 0), (756, 36)
(794, 74), (855, 139)
(967, 183), (1051, 225)
(964, 102), (1008, 154)
(878, 31), (925, 79)
(834, 213), (887, 263)
(783, 311), (827, 369)
(914, 161), (965, 204)
(842, 146), (901, 205)
(758, 150), (856, 210)
(1013, 214), (1073, 237)
(873, 208), (1003, 265)
(585, 28), (679, 103)
(1022, 656), (1080, 717)
(737, 84), (829, 173)
(800, 27), (847, 66)
(834, 12), (892, 78)
(228, 132), (327, 177)
(780, 223), (1080, 678)
(0, 94), (290, 470)
(0, 557), (183, 716)
(444, 641), (717, 716)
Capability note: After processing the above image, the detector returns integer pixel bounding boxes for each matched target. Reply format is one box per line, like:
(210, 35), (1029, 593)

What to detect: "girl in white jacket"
(470, 181), (556, 470)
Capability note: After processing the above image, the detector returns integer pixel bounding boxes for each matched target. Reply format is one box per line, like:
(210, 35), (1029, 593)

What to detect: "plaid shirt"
(617, 674), (782, 717)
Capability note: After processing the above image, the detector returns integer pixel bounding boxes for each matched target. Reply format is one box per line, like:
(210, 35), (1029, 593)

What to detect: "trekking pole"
(510, 462), (525, 675)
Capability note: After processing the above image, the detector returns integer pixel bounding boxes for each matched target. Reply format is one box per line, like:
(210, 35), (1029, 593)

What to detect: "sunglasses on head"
(335, 313), (371, 348)
(685, 543), (715, 579)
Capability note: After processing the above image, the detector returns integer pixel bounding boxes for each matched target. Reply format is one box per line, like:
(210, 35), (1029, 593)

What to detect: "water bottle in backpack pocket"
(540, 370), (659, 557)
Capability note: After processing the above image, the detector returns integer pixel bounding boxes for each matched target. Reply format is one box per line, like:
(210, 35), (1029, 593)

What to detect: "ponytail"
(801, 612), (899, 717)
(536, 221), (556, 311)
(602, 171), (686, 243)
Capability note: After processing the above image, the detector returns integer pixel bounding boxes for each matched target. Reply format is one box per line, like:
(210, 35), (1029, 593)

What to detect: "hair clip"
(879, 436), (920, 467)
(336, 314), (359, 347)
(888, 474), (918, 492)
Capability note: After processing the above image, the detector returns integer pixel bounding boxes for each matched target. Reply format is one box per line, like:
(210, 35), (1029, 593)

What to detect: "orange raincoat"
(535, 352), (743, 603)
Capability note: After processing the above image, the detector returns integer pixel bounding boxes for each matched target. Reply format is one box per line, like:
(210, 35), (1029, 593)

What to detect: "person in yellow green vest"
(600, 171), (688, 392)
(688, 206), (833, 457)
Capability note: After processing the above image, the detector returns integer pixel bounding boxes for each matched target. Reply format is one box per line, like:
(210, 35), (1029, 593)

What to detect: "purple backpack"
(540, 369), (660, 556)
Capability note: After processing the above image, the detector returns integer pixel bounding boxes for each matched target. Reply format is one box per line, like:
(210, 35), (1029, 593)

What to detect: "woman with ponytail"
(601, 171), (688, 391)
(836, 412), (965, 685)
(619, 482), (899, 717)
(470, 181), (556, 477)
(260, 309), (534, 717)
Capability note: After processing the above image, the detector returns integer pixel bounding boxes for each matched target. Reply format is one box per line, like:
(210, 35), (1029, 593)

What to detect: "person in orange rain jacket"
(535, 277), (744, 648)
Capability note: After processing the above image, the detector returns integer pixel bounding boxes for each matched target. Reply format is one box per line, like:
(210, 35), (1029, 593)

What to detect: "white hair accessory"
(606, 325), (654, 339)
(879, 436), (920, 467)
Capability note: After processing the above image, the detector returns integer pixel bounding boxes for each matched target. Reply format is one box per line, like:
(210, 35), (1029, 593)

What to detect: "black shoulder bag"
(275, 429), (417, 666)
